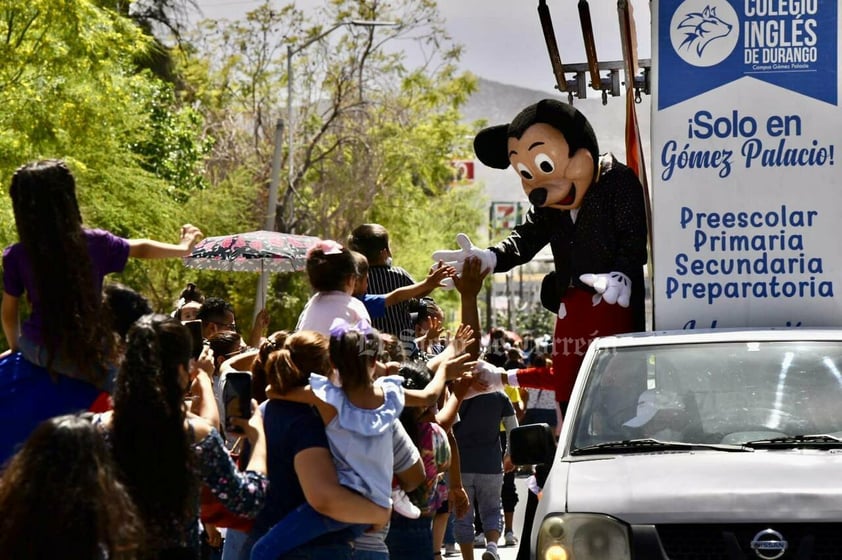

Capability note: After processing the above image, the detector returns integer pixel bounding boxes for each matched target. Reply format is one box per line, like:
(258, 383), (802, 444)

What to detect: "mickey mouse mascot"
(434, 98), (648, 413)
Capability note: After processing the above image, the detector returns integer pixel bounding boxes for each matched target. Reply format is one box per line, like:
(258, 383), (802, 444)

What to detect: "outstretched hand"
(431, 233), (496, 281)
(451, 256), (488, 298)
(448, 323), (474, 355)
(424, 261), (456, 290)
(443, 353), (476, 381)
(180, 224), (204, 251)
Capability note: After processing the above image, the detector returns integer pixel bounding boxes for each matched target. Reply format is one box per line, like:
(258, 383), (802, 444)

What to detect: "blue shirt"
(356, 293), (387, 319)
(252, 401), (330, 534)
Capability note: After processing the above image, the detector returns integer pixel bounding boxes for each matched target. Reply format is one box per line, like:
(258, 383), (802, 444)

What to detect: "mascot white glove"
(471, 360), (505, 391)
(431, 233), (497, 288)
(459, 360), (505, 400)
(579, 271), (632, 307)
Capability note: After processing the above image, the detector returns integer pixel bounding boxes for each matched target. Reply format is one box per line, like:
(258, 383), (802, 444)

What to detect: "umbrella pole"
(255, 261), (269, 320)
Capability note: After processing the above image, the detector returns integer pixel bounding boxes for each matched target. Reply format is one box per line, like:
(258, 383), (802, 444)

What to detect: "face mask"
(385, 257), (393, 266)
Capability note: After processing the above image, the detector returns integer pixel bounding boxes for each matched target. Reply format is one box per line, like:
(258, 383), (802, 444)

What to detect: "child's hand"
(424, 261), (455, 289)
(452, 372), (489, 400)
(180, 224), (204, 251)
(443, 353), (474, 381)
(449, 323), (474, 355)
(374, 360), (401, 379)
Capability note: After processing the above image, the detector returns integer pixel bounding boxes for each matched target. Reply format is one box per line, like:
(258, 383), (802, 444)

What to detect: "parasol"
(182, 230), (321, 310)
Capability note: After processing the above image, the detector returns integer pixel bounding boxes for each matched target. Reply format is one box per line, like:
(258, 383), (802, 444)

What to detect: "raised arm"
(188, 345), (220, 430)
(128, 224), (203, 259)
(247, 309), (269, 350)
(452, 257), (489, 360)
(404, 353), (472, 408)
(384, 263), (454, 307)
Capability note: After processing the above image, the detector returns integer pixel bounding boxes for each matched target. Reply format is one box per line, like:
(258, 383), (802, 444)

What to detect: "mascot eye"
(516, 163), (534, 180)
(534, 153), (555, 174)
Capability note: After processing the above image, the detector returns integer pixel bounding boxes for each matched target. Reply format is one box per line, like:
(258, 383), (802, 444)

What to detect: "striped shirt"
(366, 264), (415, 340)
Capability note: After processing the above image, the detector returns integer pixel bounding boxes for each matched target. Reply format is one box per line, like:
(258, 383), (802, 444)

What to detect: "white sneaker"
(504, 530), (518, 546)
(481, 548), (500, 560)
(391, 488), (420, 519)
(443, 542), (458, 557)
(473, 532), (486, 548)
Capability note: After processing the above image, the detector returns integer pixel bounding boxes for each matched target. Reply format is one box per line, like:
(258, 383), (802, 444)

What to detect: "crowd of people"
(0, 160), (559, 560)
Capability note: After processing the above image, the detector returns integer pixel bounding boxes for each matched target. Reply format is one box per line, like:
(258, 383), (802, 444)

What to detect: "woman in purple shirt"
(1, 159), (202, 386)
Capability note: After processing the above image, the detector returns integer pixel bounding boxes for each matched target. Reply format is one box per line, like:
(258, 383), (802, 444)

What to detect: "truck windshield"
(571, 340), (842, 451)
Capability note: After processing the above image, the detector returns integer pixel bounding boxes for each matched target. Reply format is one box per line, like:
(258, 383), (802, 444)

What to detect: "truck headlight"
(537, 514), (630, 560)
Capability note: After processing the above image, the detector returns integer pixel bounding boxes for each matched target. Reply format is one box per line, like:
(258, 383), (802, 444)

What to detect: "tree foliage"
(0, 0), (212, 335)
(178, 0), (484, 329)
(0, 0), (486, 350)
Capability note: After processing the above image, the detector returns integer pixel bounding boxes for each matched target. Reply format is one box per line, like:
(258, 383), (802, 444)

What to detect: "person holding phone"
(93, 314), (268, 559)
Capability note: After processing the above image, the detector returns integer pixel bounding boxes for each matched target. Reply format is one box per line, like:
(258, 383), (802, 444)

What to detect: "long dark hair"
(111, 314), (197, 528)
(9, 160), (113, 383)
(0, 414), (144, 559)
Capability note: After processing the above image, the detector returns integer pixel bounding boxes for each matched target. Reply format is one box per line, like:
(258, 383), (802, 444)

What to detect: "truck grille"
(651, 524), (842, 560)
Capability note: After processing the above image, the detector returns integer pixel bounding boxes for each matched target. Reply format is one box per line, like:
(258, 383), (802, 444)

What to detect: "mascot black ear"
(473, 124), (512, 170)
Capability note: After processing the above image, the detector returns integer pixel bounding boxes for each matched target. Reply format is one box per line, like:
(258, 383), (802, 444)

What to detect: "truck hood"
(557, 451), (842, 523)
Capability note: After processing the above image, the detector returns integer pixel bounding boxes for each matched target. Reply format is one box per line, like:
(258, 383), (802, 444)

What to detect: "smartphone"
(184, 320), (204, 360)
(223, 372), (252, 434)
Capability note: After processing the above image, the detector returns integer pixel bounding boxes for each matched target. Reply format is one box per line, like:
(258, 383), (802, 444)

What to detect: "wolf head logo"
(677, 6), (733, 57)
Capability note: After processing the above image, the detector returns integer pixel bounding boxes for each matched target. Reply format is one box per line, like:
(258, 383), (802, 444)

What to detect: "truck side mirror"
(510, 423), (556, 466)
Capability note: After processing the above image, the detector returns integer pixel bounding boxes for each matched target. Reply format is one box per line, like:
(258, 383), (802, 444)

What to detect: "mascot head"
(473, 99), (599, 210)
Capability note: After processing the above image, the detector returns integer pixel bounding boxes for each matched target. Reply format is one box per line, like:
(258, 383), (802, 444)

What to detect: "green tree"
(176, 0), (484, 330)
(0, 0), (212, 324)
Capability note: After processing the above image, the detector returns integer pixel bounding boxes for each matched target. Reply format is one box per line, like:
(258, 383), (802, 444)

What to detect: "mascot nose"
(529, 188), (547, 206)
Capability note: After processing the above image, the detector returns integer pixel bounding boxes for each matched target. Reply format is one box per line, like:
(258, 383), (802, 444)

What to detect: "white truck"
(511, 327), (842, 560)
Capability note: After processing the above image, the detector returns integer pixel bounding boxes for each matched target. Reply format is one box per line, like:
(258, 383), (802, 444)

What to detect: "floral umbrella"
(183, 230), (322, 273)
